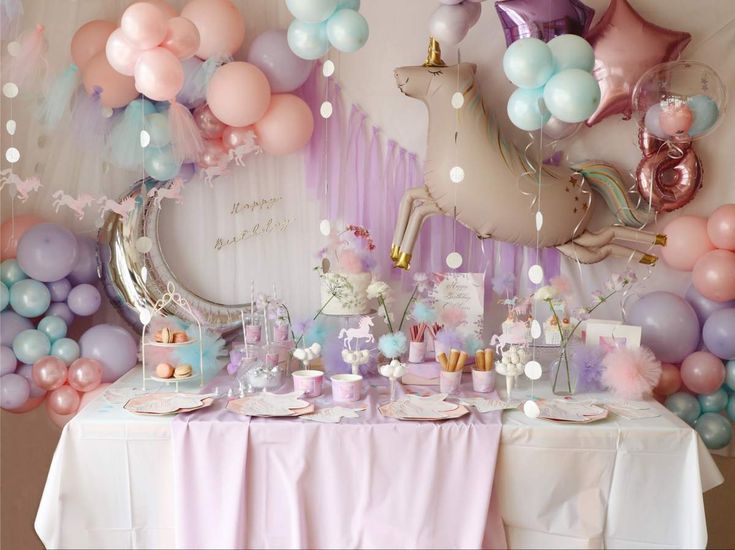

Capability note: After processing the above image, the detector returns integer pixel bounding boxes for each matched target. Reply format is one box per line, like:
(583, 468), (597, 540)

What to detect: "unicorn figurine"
(147, 177), (185, 209)
(0, 169), (42, 202)
(52, 190), (95, 220)
(389, 39), (665, 270)
(338, 316), (375, 349)
(98, 196), (137, 224)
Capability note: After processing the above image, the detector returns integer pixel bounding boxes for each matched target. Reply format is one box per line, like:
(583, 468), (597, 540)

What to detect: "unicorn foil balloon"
(390, 39), (666, 270)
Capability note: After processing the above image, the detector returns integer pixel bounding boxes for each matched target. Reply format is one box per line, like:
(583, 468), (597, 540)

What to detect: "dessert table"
(35, 367), (723, 549)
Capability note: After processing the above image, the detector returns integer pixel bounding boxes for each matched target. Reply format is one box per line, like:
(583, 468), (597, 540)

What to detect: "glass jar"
(551, 346), (576, 396)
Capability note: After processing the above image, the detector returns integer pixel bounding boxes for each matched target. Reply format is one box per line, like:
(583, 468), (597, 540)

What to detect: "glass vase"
(551, 346), (576, 396)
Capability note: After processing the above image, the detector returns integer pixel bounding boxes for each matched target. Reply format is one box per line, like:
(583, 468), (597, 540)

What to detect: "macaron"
(172, 331), (189, 344)
(155, 362), (174, 379)
(174, 364), (192, 379)
(155, 327), (172, 343)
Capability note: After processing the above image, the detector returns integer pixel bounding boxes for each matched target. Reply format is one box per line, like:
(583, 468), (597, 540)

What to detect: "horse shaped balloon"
(390, 40), (666, 270)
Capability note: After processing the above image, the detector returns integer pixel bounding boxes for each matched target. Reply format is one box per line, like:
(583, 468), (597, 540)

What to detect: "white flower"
(535, 286), (557, 301)
(367, 280), (390, 300)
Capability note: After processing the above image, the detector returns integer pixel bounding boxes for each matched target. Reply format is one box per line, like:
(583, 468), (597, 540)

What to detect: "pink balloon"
(681, 351), (725, 394)
(46, 383), (109, 428)
(692, 249), (735, 302)
(7, 395), (45, 414)
(32, 356), (68, 391)
(71, 20), (117, 70)
(82, 51), (139, 108)
(67, 358), (103, 393)
(105, 28), (144, 76)
(142, 0), (177, 19)
(222, 125), (256, 150)
(255, 94), (314, 156)
(707, 204), (735, 251)
(206, 62), (271, 127)
(0, 214), (44, 260)
(193, 104), (226, 139)
(181, 0), (245, 60)
(654, 363), (681, 396)
(658, 104), (693, 138)
(198, 139), (227, 168)
(121, 2), (168, 49)
(46, 385), (81, 416)
(660, 215), (714, 271)
(161, 17), (200, 60)
(134, 47), (184, 101)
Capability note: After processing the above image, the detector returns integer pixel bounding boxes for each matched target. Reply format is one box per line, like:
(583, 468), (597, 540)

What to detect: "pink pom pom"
(338, 249), (363, 274)
(601, 346), (662, 400)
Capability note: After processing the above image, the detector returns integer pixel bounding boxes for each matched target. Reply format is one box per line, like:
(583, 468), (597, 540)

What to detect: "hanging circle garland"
(98, 178), (250, 340)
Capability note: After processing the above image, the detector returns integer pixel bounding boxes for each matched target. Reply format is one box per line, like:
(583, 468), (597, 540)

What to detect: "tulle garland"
(38, 64), (79, 129)
(0, 0), (24, 37)
(108, 99), (154, 170)
(70, 87), (113, 153)
(2, 23), (47, 88)
(168, 100), (204, 163)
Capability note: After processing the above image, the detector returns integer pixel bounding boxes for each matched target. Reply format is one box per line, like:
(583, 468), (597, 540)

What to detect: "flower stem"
(291, 294), (335, 349)
(397, 285), (418, 332)
(379, 294), (394, 333)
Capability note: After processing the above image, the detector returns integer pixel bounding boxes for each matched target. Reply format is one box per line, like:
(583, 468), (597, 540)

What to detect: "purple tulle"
(572, 345), (606, 392)
(71, 87), (113, 152)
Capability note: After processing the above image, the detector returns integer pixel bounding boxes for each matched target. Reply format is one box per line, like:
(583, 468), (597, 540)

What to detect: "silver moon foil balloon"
(98, 178), (251, 339)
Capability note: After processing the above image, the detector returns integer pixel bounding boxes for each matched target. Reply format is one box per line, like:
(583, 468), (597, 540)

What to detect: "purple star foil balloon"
(495, 0), (595, 46)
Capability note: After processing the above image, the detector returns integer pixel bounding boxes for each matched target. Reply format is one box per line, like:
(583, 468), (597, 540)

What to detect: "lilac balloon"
(67, 284), (102, 316)
(67, 236), (99, 285)
(0, 345), (17, 375)
(627, 291), (700, 364)
(177, 162), (196, 182)
(702, 308), (735, 360)
(47, 303), (75, 326)
(0, 373), (30, 409)
(0, 311), (33, 347)
(247, 30), (315, 93)
(176, 57), (205, 109)
(16, 223), (79, 282)
(17, 363), (47, 397)
(685, 284), (735, 326)
(80, 324), (137, 383)
(46, 278), (72, 302)
(429, 4), (472, 45)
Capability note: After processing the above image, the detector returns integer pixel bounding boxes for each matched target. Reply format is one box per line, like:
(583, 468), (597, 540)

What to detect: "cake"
(320, 272), (372, 315)
(501, 314), (531, 344)
(317, 224), (376, 316)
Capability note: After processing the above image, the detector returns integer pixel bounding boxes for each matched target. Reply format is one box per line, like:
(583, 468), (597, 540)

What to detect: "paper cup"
(408, 340), (427, 363)
(472, 369), (495, 393)
(439, 370), (462, 394)
(273, 324), (289, 342)
(292, 369), (324, 398)
(246, 324), (262, 344)
(331, 373), (363, 402)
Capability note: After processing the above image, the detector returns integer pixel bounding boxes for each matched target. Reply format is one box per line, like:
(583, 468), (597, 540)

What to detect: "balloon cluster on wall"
(503, 35), (599, 131)
(286, 0), (369, 60)
(428, 0), (483, 46)
(0, 218), (137, 426)
(41, 0), (316, 186)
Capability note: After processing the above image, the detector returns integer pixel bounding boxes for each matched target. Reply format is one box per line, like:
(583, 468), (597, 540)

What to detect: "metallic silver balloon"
(98, 178), (251, 339)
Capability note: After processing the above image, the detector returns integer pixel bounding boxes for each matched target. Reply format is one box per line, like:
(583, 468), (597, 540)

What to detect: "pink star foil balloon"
(585, 0), (691, 126)
(494, 0), (595, 46)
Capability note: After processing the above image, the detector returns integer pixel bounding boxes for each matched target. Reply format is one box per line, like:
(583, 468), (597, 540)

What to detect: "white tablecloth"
(35, 368), (723, 549)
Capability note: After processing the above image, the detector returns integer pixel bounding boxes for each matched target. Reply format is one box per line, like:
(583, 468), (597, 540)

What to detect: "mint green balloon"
(543, 69), (600, 123)
(0, 259), (28, 286)
(145, 113), (171, 148)
(37, 315), (68, 343)
(548, 34), (594, 72)
(0, 282), (8, 311)
(144, 146), (181, 182)
(287, 20), (329, 60)
(698, 388), (728, 413)
(687, 95), (719, 137)
(12, 329), (50, 365)
(9, 279), (50, 318)
(507, 87), (550, 131)
(51, 337), (80, 364)
(727, 394), (735, 422)
(286, 0), (338, 23)
(503, 38), (554, 89)
(695, 412), (732, 450)
(326, 8), (369, 53)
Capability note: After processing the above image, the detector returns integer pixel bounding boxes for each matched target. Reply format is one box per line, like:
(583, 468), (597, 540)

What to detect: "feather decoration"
(378, 331), (408, 359)
(168, 100), (204, 162)
(38, 64), (80, 128)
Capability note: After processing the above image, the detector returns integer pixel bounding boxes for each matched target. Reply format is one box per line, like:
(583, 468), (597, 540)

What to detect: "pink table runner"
(172, 372), (506, 549)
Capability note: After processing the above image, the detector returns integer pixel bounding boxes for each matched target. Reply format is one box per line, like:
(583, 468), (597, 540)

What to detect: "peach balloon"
(0, 214), (44, 260)
(660, 215), (714, 271)
(105, 28), (144, 76)
(222, 125), (256, 150)
(707, 204), (735, 251)
(134, 47), (184, 101)
(143, 0), (177, 19)
(7, 395), (45, 414)
(692, 249), (735, 302)
(681, 351), (725, 395)
(654, 363), (682, 396)
(181, 0), (245, 60)
(32, 356), (68, 391)
(161, 17), (200, 60)
(82, 51), (139, 108)
(46, 383), (109, 428)
(255, 94), (314, 156)
(67, 357), (103, 393)
(121, 2), (168, 49)
(659, 104), (693, 138)
(70, 20), (116, 70)
(46, 385), (81, 415)
(206, 62), (271, 127)
(198, 139), (228, 168)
